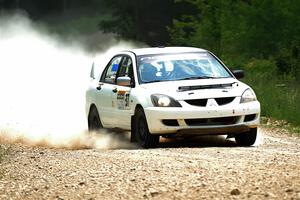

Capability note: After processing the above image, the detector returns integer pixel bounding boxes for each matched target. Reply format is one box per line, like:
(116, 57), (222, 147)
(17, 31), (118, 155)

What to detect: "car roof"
(122, 47), (207, 56)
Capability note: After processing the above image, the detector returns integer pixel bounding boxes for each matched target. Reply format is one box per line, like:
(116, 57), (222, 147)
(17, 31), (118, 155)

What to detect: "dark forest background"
(1, 0), (300, 129)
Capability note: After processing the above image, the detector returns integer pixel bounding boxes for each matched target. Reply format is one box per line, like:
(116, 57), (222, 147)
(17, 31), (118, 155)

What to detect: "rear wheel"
(133, 108), (159, 148)
(235, 128), (257, 146)
(88, 107), (103, 131)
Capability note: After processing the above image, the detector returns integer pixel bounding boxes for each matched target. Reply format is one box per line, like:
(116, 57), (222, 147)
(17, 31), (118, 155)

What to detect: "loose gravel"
(0, 128), (299, 200)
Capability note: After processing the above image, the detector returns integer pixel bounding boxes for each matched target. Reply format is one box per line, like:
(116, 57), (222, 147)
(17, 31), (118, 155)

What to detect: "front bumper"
(144, 100), (260, 135)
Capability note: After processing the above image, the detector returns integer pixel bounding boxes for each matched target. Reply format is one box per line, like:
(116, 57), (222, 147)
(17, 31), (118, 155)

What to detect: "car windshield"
(137, 52), (232, 83)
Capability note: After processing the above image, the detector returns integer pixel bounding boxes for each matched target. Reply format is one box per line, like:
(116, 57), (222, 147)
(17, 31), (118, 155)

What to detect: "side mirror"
(232, 70), (244, 79)
(117, 76), (131, 87)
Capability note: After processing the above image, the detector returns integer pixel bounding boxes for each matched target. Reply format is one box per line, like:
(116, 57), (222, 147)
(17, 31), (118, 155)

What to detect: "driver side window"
(117, 56), (134, 84)
(101, 56), (122, 84)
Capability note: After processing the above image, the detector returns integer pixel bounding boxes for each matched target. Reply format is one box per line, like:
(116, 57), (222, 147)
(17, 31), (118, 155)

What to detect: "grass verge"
(260, 117), (300, 137)
(243, 59), (300, 129)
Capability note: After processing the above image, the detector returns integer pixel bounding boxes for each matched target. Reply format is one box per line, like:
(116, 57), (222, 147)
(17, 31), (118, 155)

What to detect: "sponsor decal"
(117, 90), (130, 110)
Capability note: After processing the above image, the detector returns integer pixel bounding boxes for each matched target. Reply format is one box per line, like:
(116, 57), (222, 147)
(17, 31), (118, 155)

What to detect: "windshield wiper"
(177, 76), (217, 80)
(178, 76), (231, 81)
(143, 80), (167, 83)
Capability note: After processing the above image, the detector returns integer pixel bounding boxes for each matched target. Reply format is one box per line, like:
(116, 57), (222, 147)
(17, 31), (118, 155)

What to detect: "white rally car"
(86, 47), (260, 148)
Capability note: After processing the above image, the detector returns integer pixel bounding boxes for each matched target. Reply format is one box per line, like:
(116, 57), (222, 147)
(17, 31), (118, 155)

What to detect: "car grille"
(185, 116), (239, 126)
(184, 97), (235, 107)
(215, 97), (235, 105)
(184, 99), (208, 107)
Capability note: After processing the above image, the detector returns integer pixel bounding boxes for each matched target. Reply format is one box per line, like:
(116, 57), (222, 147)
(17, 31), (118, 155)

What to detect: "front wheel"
(88, 107), (103, 132)
(235, 128), (257, 146)
(133, 108), (159, 148)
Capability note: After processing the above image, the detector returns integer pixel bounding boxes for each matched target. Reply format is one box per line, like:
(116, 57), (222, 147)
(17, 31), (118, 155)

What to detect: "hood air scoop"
(178, 82), (238, 92)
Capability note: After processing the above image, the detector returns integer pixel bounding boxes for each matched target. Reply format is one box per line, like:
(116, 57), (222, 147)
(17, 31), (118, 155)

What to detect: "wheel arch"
(88, 104), (97, 116)
(134, 104), (144, 113)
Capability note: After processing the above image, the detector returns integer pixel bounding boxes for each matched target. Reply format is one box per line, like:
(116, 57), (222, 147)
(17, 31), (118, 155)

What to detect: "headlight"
(240, 88), (257, 103)
(151, 94), (181, 107)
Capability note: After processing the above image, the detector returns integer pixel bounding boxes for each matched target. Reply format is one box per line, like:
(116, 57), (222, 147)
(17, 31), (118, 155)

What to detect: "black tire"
(235, 128), (257, 146)
(133, 108), (159, 148)
(88, 107), (103, 131)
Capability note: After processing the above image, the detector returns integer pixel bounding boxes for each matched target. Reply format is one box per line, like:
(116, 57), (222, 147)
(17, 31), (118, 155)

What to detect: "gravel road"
(0, 127), (299, 200)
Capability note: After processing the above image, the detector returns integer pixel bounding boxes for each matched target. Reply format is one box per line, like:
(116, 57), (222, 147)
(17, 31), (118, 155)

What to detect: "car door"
(94, 55), (122, 127)
(111, 55), (135, 129)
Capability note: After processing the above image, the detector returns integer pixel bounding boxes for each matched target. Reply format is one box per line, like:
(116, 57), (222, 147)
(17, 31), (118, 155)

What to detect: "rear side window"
(101, 56), (122, 84)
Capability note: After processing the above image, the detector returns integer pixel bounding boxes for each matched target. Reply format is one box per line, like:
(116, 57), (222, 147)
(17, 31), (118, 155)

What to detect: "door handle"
(96, 83), (103, 90)
(112, 88), (118, 93)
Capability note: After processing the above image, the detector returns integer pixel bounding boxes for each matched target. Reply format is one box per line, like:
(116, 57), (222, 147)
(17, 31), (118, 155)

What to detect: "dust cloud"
(0, 13), (135, 149)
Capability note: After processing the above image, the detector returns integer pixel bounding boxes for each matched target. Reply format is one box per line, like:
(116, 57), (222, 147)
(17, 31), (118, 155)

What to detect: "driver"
(140, 63), (157, 82)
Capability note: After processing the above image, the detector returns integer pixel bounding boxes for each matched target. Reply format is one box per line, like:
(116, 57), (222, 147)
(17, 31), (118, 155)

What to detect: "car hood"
(139, 78), (250, 100)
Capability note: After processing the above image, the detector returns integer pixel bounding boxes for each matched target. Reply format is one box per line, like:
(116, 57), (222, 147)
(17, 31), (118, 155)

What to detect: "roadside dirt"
(0, 127), (299, 200)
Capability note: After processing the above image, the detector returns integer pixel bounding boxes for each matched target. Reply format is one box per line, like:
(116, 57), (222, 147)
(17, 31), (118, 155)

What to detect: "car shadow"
(158, 135), (238, 148)
(103, 130), (240, 149)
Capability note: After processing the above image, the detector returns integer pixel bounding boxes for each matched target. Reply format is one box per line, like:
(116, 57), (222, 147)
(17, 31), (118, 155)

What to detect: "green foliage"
(0, 0), (107, 19)
(99, 0), (175, 46)
(167, 16), (198, 46)
(244, 59), (277, 75)
(169, 0), (300, 73)
(244, 59), (300, 126)
(48, 14), (107, 36)
(169, 0), (224, 54)
(275, 41), (300, 80)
